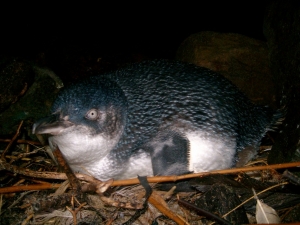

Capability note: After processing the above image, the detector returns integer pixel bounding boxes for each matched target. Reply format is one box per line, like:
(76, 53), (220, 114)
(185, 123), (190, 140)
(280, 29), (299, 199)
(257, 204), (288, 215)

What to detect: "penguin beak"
(32, 114), (74, 136)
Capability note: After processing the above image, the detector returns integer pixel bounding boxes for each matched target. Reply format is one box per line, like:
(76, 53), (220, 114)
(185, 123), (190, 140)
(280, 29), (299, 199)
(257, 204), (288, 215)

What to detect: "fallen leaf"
(252, 188), (280, 224)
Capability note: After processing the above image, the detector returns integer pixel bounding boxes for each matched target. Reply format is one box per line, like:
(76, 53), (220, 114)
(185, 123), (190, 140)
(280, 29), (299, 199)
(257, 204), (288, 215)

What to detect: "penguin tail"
(268, 90), (289, 131)
(266, 107), (286, 132)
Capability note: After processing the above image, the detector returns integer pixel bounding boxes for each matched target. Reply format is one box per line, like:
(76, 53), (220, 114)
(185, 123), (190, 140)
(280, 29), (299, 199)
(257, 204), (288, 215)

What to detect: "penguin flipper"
(148, 131), (191, 176)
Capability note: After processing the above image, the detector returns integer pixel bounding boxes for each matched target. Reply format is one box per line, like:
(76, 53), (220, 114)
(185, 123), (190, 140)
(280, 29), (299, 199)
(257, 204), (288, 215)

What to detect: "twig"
(1, 160), (300, 187)
(221, 181), (289, 219)
(6, 149), (40, 163)
(21, 213), (34, 225)
(0, 160), (68, 179)
(99, 196), (144, 209)
(111, 161), (300, 186)
(1, 120), (24, 161)
(53, 148), (81, 194)
(0, 139), (41, 146)
(7, 191), (36, 210)
(0, 183), (61, 194)
(178, 198), (231, 225)
(66, 202), (87, 225)
(149, 191), (189, 225)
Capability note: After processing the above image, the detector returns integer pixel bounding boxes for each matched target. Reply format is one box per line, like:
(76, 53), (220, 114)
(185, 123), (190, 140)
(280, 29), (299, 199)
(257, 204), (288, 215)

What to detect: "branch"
(111, 161), (300, 186)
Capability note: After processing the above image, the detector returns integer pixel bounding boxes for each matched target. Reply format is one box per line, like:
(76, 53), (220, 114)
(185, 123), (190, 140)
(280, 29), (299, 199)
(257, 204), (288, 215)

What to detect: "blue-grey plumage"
(32, 59), (281, 181)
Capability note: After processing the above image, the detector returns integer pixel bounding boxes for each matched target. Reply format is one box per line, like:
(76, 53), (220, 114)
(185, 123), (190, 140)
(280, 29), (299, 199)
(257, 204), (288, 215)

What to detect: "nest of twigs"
(1, 121), (300, 225)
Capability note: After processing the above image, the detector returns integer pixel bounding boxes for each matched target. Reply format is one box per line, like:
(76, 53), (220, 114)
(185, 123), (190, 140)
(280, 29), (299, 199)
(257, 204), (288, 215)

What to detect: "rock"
(176, 31), (275, 107)
(0, 61), (63, 136)
(0, 58), (34, 112)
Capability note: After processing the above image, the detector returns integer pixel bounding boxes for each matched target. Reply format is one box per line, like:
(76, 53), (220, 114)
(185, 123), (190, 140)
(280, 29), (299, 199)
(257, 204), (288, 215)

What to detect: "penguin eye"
(85, 109), (99, 120)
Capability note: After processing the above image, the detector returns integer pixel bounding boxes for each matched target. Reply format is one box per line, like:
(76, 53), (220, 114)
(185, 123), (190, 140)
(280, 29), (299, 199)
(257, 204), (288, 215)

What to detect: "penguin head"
(32, 76), (127, 162)
(33, 76), (127, 136)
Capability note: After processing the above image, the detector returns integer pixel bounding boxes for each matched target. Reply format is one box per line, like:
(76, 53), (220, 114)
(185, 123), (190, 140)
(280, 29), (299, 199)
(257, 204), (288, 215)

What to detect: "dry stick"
(148, 192), (188, 225)
(0, 183), (61, 194)
(1, 161), (300, 185)
(1, 161), (300, 194)
(53, 148), (81, 194)
(21, 213), (34, 225)
(0, 161), (68, 179)
(66, 202), (87, 225)
(111, 161), (300, 186)
(1, 120), (24, 161)
(221, 181), (289, 219)
(178, 198), (231, 225)
(0, 139), (41, 146)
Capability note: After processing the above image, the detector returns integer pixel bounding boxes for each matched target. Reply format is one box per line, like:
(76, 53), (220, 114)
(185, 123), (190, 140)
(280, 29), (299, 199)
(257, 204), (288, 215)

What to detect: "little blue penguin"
(32, 59), (281, 181)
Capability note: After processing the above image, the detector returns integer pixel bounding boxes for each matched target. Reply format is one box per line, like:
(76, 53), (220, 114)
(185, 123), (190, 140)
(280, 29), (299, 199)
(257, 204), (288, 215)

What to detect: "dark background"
(1, 1), (270, 60)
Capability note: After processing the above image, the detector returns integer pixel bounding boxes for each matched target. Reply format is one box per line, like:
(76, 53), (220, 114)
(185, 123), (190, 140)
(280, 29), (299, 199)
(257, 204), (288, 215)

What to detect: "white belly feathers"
(186, 131), (236, 172)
